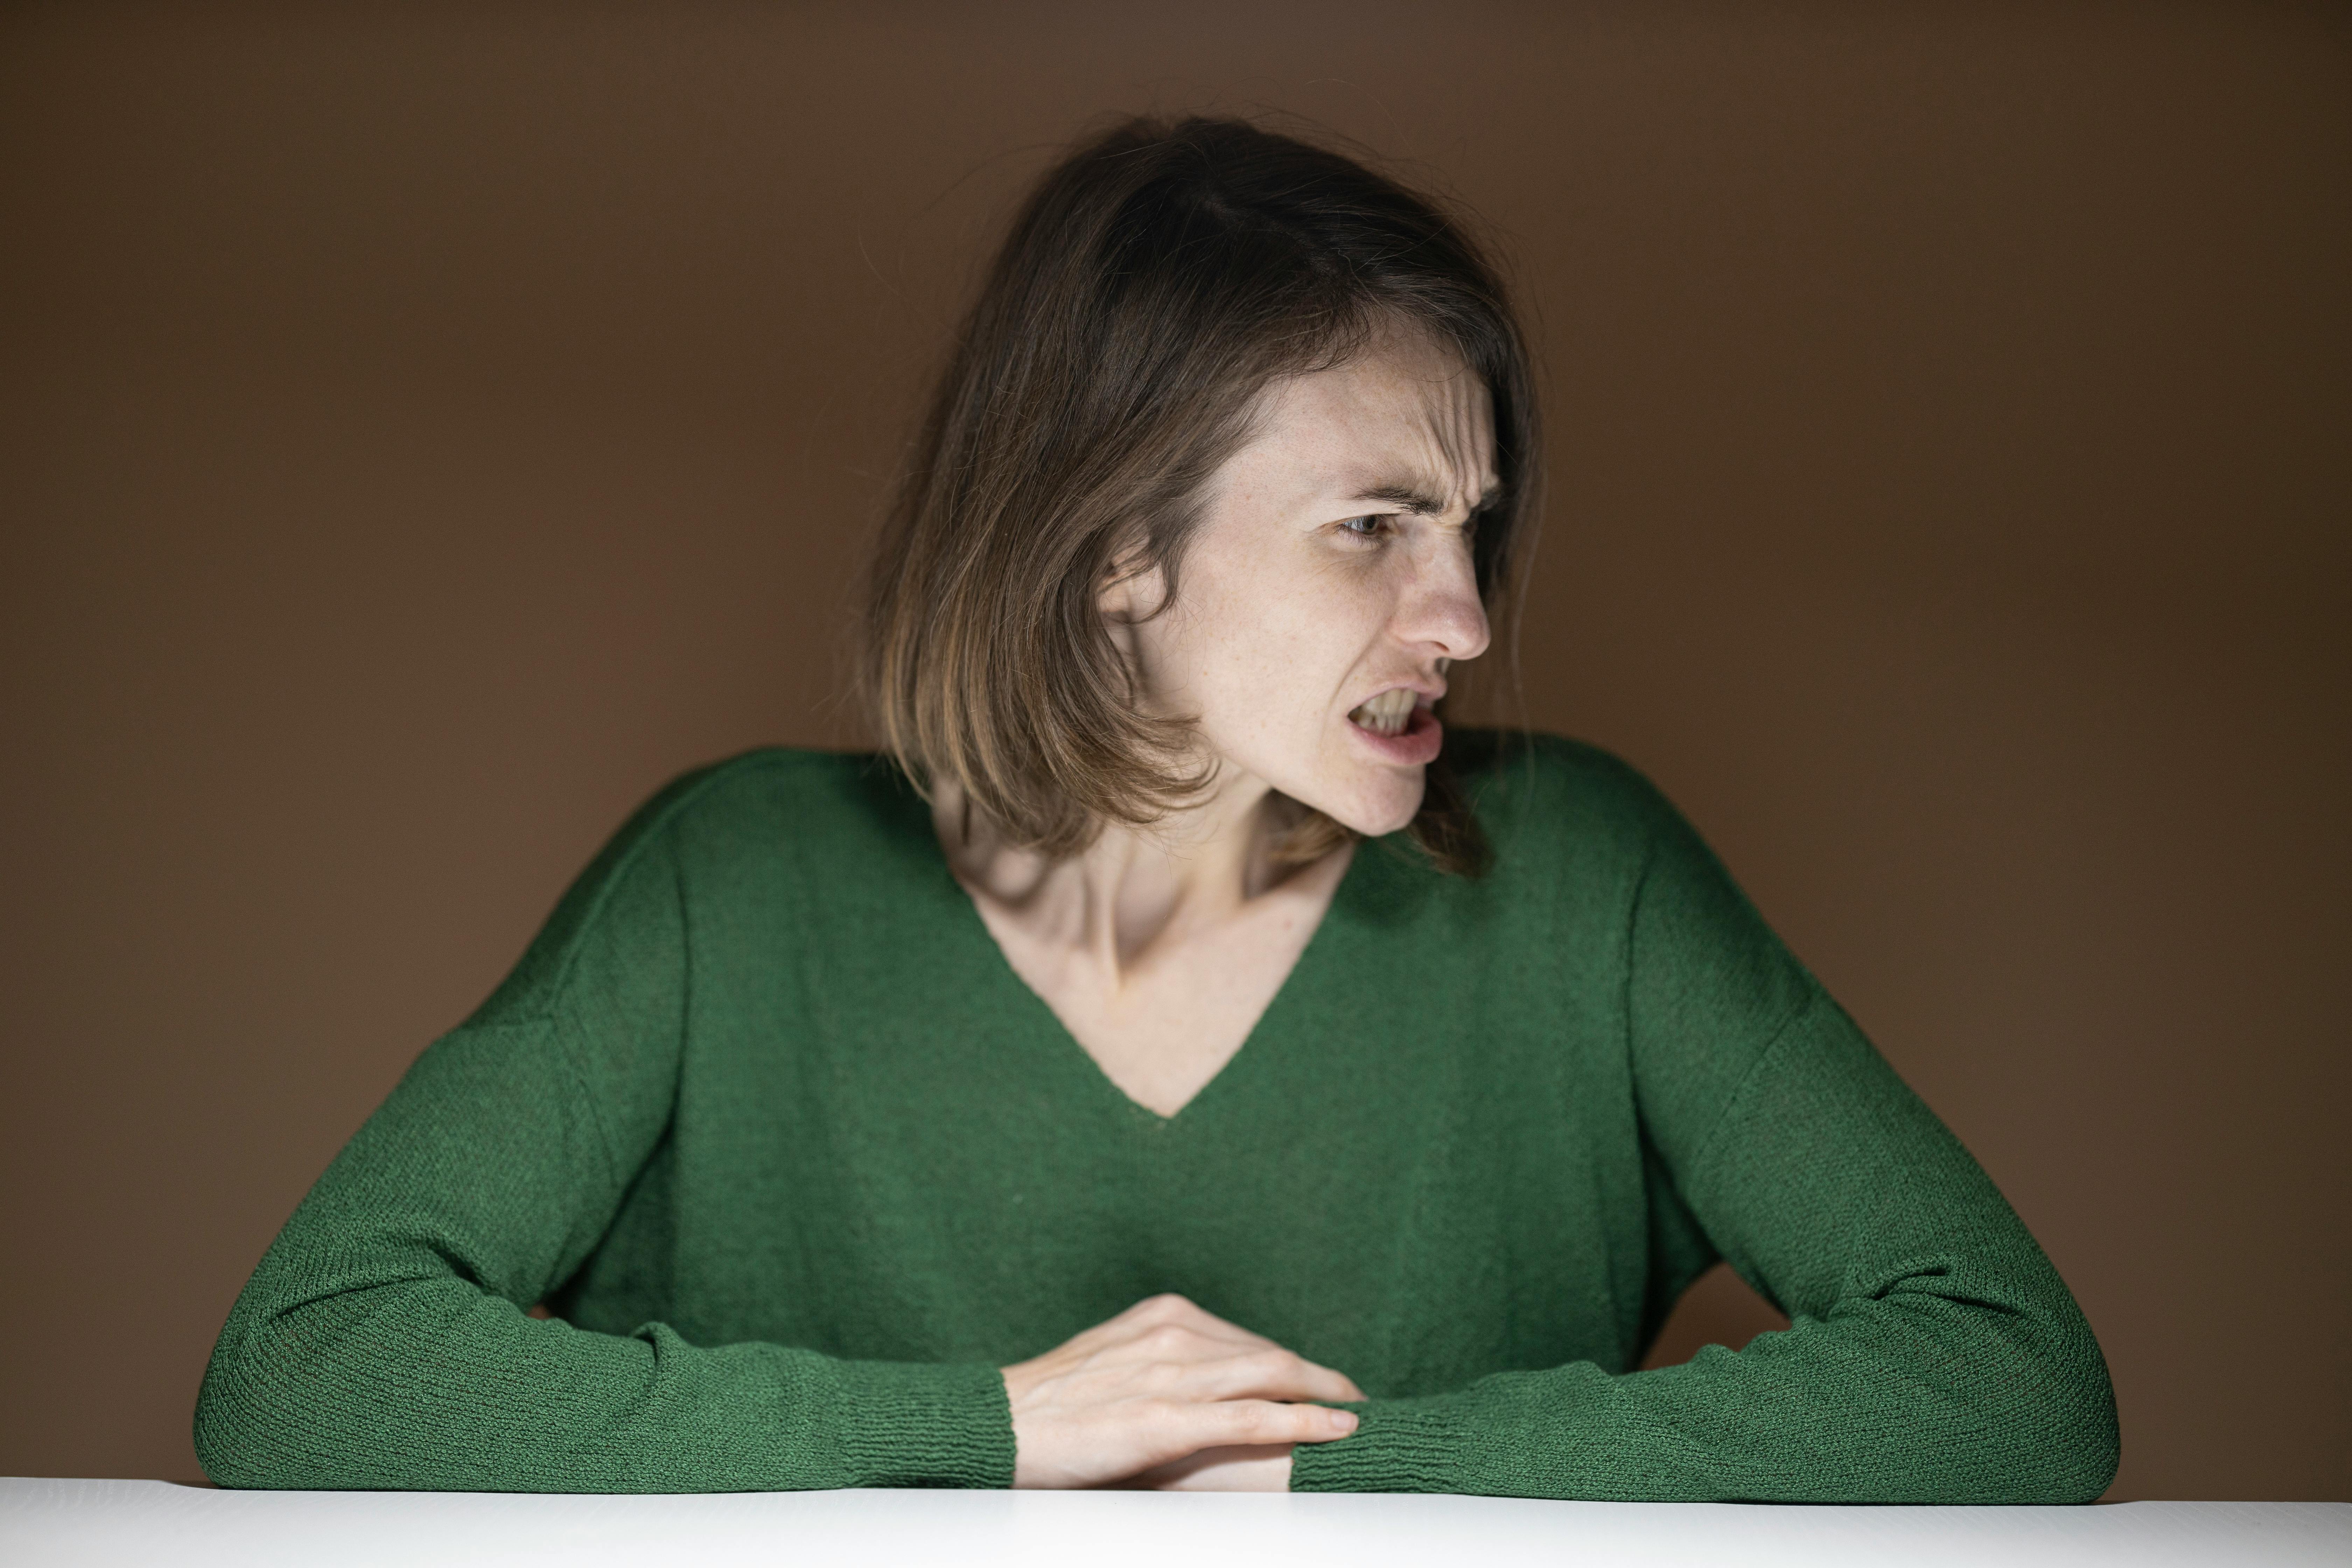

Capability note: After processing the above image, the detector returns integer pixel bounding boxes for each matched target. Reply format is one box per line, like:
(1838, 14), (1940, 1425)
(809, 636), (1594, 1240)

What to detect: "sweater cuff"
(1288, 1399), (1461, 1493)
(832, 1359), (1014, 1488)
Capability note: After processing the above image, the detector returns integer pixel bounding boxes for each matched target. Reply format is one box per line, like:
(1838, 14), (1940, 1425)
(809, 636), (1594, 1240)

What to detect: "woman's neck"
(933, 769), (1322, 979)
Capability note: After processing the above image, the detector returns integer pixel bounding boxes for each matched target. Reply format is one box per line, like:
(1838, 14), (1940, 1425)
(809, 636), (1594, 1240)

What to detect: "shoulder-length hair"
(860, 115), (1539, 876)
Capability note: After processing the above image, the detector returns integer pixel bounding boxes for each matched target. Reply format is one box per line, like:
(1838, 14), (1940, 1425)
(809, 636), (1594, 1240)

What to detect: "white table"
(4, 1478), (2345, 1566)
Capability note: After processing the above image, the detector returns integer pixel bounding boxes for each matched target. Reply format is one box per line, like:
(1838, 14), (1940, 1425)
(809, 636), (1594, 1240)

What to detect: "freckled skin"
(948, 329), (1499, 1493)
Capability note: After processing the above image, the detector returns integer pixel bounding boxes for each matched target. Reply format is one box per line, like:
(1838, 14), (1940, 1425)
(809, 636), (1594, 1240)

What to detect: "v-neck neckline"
(889, 780), (1370, 1128)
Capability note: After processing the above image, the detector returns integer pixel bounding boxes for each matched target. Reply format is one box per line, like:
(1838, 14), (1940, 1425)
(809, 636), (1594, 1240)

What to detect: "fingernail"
(1330, 1409), (1359, 1432)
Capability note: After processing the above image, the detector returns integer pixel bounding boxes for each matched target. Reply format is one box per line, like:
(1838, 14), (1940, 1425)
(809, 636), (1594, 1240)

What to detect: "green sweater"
(194, 734), (2118, 1500)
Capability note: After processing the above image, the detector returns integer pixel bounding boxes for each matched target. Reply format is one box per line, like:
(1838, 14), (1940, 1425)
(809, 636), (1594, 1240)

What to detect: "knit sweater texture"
(195, 733), (2119, 1499)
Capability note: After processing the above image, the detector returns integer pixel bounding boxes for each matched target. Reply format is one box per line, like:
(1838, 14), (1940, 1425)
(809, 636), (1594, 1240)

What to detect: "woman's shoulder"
(621, 746), (925, 869)
(556, 747), (909, 912)
(463, 749), (921, 1028)
(1440, 732), (1797, 1006)
(647, 744), (906, 819)
(1446, 727), (1683, 865)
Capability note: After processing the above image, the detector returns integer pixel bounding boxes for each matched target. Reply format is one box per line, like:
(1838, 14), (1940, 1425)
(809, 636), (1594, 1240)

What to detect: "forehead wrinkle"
(1229, 337), (1498, 520)
(1405, 360), (1496, 512)
(1343, 392), (1495, 519)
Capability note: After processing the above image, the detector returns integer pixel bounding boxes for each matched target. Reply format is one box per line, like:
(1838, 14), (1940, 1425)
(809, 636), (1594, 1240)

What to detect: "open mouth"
(1348, 688), (1420, 737)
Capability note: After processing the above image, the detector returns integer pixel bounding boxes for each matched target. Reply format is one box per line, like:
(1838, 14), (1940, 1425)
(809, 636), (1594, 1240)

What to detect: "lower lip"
(1348, 702), (1443, 766)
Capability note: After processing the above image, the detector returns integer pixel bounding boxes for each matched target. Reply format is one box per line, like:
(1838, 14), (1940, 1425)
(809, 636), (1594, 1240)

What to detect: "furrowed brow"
(1349, 480), (1504, 516)
(1349, 483), (1448, 516)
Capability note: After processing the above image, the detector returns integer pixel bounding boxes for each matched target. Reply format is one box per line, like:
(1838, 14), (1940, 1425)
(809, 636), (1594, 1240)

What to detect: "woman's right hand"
(999, 1293), (1365, 1489)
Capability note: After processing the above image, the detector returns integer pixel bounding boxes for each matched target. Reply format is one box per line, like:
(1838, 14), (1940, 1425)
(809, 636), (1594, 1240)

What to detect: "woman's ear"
(1096, 545), (1166, 625)
(1096, 545), (1165, 682)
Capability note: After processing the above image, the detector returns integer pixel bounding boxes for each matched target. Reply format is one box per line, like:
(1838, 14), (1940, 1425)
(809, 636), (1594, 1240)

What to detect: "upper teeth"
(1350, 688), (1417, 737)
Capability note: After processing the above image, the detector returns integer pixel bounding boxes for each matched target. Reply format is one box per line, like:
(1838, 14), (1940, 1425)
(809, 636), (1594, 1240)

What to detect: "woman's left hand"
(1117, 1443), (1295, 1490)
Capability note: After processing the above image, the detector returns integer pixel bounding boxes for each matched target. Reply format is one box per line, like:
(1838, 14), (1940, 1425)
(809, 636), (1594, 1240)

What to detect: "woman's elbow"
(1977, 1326), (2120, 1504)
(192, 1313), (359, 1490)
(193, 1349), (287, 1489)
(2025, 1357), (2120, 1503)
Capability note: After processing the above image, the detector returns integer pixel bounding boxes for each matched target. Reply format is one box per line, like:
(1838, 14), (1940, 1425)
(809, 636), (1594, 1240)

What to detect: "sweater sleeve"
(1291, 769), (2119, 1502)
(194, 767), (1014, 1491)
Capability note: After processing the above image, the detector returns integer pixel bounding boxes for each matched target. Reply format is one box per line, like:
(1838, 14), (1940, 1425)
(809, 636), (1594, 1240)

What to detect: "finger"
(1143, 1303), (1368, 1398)
(1183, 1349), (1368, 1406)
(1095, 1300), (1368, 1399)
(1178, 1399), (1360, 1450)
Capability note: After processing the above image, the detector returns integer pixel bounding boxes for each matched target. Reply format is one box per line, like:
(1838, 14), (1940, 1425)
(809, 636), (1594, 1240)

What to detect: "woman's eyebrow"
(1346, 479), (1502, 515)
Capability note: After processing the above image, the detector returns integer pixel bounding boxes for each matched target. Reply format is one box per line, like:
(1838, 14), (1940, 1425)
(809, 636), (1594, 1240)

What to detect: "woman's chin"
(1300, 771), (1426, 839)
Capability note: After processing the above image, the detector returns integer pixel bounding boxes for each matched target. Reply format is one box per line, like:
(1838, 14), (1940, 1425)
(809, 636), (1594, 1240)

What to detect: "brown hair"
(860, 115), (1539, 875)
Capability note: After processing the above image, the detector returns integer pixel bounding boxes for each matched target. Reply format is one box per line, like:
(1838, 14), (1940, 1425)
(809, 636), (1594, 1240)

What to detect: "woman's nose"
(1400, 539), (1491, 664)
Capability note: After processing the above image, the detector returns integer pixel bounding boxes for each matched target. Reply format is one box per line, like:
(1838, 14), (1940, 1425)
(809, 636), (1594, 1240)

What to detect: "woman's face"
(1109, 329), (1497, 838)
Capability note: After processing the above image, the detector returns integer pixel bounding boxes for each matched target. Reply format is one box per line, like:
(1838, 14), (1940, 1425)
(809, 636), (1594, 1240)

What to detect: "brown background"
(2, 1), (2345, 1500)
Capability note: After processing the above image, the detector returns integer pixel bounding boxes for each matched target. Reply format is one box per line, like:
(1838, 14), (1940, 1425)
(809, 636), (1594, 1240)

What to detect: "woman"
(195, 117), (2118, 1500)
